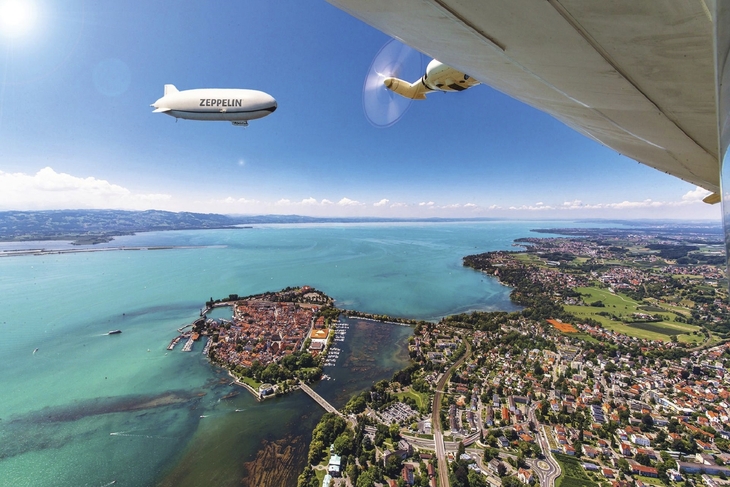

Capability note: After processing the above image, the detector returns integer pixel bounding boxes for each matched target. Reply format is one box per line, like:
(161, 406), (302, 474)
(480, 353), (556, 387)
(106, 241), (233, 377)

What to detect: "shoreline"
(0, 245), (216, 258)
(344, 315), (413, 327)
(226, 370), (269, 401)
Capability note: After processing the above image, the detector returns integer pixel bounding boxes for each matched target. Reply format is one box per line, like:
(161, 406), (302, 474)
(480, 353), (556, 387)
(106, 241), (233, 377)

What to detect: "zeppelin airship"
(151, 85), (277, 126)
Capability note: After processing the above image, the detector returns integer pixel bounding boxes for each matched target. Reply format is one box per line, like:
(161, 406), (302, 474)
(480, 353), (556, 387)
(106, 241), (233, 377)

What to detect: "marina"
(323, 322), (349, 367)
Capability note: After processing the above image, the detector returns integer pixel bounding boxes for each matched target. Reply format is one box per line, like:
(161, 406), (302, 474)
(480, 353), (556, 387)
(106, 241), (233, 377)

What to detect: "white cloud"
(220, 196), (259, 205)
(301, 197), (318, 205)
(506, 188), (715, 215)
(562, 200), (583, 208)
(0, 167), (170, 210)
(374, 199), (389, 207)
(419, 201), (435, 207)
(464, 203), (477, 208)
(337, 197), (363, 206)
(509, 203), (555, 211)
(275, 198), (292, 206)
(682, 186), (712, 202)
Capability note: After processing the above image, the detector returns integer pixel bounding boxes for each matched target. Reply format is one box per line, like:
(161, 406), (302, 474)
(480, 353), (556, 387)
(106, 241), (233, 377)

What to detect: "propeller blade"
(362, 39), (424, 128)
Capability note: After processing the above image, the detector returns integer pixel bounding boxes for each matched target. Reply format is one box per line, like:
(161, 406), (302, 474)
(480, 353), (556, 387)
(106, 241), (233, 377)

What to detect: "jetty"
(181, 335), (195, 352)
(167, 335), (183, 350)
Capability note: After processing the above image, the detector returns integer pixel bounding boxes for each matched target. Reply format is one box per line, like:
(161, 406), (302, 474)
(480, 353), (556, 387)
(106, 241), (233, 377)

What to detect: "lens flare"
(0, 0), (37, 38)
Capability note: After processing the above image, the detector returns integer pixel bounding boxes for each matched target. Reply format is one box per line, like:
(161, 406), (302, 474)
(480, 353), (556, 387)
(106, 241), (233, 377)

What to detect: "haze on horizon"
(0, 0), (720, 221)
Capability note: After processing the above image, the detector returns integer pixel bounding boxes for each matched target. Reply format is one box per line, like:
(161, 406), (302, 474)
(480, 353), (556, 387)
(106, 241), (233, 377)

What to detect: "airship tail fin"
(164, 84), (179, 96)
(153, 107), (171, 113)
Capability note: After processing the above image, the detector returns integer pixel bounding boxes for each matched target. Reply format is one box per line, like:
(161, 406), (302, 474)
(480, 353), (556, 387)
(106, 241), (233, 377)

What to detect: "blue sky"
(0, 0), (720, 220)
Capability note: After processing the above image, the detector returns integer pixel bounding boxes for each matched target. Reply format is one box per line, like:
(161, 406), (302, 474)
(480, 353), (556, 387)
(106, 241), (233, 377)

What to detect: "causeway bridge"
(299, 382), (341, 416)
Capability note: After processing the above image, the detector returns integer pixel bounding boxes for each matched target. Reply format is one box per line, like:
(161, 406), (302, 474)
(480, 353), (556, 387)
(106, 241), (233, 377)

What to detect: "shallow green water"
(0, 221), (570, 486)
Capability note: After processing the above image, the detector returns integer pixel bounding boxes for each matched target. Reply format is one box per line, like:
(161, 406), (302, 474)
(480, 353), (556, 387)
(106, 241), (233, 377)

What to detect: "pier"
(181, 335), (195, 352)
(167, 335), (183, 350)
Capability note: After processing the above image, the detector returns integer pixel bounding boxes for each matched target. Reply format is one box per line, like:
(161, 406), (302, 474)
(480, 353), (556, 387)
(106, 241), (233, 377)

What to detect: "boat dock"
(323, 322), (348, 367)
(202, 337), (211, 356)
(167, 335), (184, 350)
(181, 335), (195, 352)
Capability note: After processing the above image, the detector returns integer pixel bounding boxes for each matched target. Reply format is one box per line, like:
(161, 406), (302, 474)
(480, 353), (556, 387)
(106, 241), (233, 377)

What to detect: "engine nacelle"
(422, 60), (480, 92)
(383, 59), (479, 99)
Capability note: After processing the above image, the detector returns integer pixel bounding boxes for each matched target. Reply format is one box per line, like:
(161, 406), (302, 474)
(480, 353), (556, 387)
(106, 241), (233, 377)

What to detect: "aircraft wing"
(327, 0), (723, 197)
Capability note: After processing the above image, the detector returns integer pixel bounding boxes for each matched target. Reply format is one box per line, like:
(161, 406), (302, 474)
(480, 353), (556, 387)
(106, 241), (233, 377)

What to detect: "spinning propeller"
(362, 39), (424, 128)
(362, 39), (481, 128)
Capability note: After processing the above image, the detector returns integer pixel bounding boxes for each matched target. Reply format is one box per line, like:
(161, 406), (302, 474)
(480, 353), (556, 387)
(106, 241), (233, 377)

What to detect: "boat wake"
(109, 430), (177, 440)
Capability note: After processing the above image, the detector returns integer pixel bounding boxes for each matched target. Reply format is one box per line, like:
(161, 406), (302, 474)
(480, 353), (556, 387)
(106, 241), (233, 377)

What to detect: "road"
(432, 338), (472, 487)
(527, 404), (561, 486)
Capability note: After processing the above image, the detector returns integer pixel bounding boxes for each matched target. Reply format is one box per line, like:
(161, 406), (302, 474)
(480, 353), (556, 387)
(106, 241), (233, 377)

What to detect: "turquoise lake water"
(0, 221), (578, 486)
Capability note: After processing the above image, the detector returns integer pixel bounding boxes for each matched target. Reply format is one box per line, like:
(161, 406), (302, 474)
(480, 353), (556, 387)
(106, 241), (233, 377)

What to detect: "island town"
(167, 226), (730, 487)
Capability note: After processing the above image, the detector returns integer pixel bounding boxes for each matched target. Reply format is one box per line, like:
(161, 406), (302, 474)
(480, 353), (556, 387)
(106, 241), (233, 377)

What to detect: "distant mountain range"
(0, 209), (500, 244)
(0, 209), (720, 245)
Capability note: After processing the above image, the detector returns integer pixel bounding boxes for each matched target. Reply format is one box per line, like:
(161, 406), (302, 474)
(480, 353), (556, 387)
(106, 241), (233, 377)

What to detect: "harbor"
(322, 321), (349, 368)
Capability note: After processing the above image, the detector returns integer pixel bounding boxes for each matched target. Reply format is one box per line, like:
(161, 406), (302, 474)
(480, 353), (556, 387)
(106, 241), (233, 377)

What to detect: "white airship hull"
(165, 108), (276, 122)
(152, 86), (277, 125)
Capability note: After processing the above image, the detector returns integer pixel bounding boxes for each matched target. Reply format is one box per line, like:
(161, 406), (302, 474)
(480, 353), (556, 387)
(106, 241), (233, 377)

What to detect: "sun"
(0, 0), (37, 38)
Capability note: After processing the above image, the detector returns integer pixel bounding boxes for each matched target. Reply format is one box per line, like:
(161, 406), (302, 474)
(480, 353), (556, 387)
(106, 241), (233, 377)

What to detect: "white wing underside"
(327, 0), (721, 195)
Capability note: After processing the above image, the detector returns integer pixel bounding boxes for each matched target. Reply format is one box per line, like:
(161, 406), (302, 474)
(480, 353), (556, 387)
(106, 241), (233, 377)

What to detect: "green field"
(515, 253), (545, 266)
(395, 389), (430, 412)
(543, 426), (558, 451)
(568, 332), (600, 344)
(644, 298), (692, 317)
(554, 453), (599, 487)
(565, 287), (702, 343)
(241, 376), (262, 390)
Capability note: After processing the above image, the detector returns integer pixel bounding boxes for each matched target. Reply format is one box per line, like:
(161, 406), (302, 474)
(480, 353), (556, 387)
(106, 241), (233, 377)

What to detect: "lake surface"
(0, 221), (576, 486)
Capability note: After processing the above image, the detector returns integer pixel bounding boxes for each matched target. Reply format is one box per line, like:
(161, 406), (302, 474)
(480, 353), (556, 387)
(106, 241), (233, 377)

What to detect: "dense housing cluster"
(298, 226), (730, 487)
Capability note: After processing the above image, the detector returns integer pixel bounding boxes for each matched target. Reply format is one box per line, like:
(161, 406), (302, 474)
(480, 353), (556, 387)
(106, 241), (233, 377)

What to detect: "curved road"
(527, 405), (561, 486)
(432, 338), (472, 487)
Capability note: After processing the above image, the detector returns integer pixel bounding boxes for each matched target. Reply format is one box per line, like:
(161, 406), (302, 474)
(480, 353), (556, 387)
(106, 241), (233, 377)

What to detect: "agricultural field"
(515, 252), (545, 266)
(565, 287), (703, 343)
(643, 298), (692, 317)
(548, 319), (578, 333)
(553, 453), (599, 487)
